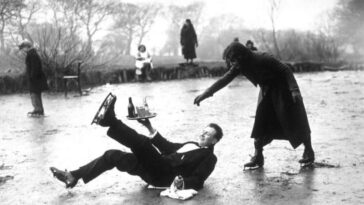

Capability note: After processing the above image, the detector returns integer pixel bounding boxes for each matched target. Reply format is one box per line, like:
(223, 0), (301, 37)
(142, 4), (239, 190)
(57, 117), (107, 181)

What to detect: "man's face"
(198, 126), (218, 147)
(20, 47), (30, 53)
(139, 46), (146, 52)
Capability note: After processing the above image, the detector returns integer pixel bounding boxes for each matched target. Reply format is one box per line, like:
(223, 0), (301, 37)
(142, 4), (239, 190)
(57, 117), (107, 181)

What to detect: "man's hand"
(194, 93), (209, 106)
(172, 175), (184, 191)
(137, 119), (155, 135)
(291, 90), (302, 103)
(137, 118), (151, 127)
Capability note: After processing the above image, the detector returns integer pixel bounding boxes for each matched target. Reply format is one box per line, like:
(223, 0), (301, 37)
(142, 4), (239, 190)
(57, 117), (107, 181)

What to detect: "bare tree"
(112, 3), (162, 55)
(335, 0), (364, 56)
(97, 33), (127, 62)
(161, 2), (204, 56)
(75, 0), (115, 51)
(26, 22), (89, 90)
(197, 14), (248, 59)
(268, 0), (281, 59)
(135, 3), (161, 46)
(112, 3), (137, 55)
(253, 29), (273, 53)
(11, 0), (40, 41)
(0, 0), (25, 51)
(48, 0), (82, 37)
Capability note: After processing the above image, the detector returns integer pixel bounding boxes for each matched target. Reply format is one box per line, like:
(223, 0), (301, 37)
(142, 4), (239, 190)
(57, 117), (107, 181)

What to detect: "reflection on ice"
(0, 71), (363, 204)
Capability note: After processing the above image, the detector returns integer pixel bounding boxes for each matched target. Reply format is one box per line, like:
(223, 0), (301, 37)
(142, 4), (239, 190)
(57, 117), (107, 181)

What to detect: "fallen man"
(50, 95), (223, 192)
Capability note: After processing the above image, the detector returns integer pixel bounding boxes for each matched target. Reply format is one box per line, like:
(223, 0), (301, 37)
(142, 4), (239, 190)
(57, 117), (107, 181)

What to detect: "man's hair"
(208, 123), (223, 142)
(246, 40), (254, 45)
(138, 44), (146, 51)
(18, 40), (33, 50)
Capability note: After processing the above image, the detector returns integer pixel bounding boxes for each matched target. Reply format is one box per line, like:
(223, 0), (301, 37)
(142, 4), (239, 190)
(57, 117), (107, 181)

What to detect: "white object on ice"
(147, 185), (168, 190)
(160, 188), (198, 200)
(159, 181), (198, 200)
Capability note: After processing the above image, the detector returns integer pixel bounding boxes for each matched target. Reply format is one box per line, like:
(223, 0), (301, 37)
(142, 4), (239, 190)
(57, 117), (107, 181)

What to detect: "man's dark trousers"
(74, 120), (175, 187)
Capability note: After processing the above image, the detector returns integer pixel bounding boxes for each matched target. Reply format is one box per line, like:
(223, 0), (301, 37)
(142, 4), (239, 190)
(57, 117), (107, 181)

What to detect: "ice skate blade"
(27, 113), (46, 118)
(243, 166), (263, 171)
(300, 162), (314, 168)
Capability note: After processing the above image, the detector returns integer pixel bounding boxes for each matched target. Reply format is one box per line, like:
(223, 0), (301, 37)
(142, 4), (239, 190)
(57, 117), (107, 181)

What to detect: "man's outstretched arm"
(138, 119), (183, 154)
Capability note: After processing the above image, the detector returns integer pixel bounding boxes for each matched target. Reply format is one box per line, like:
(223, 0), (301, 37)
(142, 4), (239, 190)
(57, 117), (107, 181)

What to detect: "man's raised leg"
(96, 95), (171, 175)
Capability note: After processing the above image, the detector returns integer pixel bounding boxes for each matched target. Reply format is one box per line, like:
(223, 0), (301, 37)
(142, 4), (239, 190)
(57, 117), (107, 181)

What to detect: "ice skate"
(299, 148), (315, 167)
(27, 111), (44, 117)
(50, 167), (78, 188)
(244, 153), (264, 170)
(91, 93), (117, 126)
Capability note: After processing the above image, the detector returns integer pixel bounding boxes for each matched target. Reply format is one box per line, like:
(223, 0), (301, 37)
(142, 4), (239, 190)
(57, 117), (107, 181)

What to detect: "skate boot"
(91, 93), (117, 126)
(299, 148), (315, 167)
(27, 110), (44, 117)
(50, 167), (78, 188)
(244, 151), (264, 170)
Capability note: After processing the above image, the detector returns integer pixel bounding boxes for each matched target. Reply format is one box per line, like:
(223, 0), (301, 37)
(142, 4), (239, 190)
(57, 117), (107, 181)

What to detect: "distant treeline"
(0, 61), (363, 95)
(0, 0), (363, 94)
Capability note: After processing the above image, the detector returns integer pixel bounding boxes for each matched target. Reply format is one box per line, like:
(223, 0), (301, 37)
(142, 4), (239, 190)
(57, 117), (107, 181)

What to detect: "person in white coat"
(135, 44), (153, 81)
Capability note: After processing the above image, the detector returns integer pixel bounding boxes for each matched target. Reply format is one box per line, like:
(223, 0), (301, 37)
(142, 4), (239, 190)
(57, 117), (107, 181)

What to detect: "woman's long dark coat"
(180, 24), (198, 59)
(205, 43), (311, 148)
(25, 48), (48, 93)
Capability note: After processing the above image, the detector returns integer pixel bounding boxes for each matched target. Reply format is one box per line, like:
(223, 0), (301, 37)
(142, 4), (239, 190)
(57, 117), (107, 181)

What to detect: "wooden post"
(122, 70), (127, 82)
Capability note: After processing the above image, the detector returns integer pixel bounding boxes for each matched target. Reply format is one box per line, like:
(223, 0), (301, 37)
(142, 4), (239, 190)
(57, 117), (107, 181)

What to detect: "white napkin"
(160, 188), (198, 200)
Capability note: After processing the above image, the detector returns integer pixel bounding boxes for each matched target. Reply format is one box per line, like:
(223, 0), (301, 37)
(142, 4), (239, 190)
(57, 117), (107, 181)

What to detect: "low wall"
(0, 61), (361, 94)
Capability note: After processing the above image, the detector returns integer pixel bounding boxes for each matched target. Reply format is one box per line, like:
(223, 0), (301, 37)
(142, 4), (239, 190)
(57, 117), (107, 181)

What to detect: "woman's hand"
(194, 93), (209, 106)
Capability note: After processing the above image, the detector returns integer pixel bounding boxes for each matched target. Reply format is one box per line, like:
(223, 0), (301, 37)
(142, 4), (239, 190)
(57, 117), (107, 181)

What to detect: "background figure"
(180, 19), (198, 64)
(245, 40), (258, 51)
(18, 40), (48, 116)
(135, 44), (153, 82)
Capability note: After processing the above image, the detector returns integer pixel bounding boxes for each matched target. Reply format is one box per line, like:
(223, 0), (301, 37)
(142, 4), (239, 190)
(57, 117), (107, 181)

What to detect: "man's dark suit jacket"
(149, 132), (217, 190)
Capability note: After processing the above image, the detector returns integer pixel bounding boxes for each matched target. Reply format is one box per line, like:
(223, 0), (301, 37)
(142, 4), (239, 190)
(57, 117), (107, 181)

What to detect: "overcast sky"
(127, 0), (339, 30)
(69, 0), (339, 54)
(120, 0), (340, 52)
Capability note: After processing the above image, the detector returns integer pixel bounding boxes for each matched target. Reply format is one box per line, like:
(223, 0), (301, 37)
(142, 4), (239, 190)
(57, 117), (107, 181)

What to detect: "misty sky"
(122, 0), (339, 52)
(130, 0), (338, 29)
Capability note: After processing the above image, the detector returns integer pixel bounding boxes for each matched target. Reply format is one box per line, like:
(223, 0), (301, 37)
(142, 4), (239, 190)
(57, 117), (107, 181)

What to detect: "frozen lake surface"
(0, 71), (363, 204)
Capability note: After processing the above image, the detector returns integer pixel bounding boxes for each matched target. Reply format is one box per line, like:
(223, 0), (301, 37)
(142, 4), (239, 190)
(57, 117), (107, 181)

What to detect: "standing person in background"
(180, 19), (198, 65)
(18, 40), (48, 116)
(245, 40), (258, 51)
(194, 42), (315, 169)
(135, 44), (153, 82)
